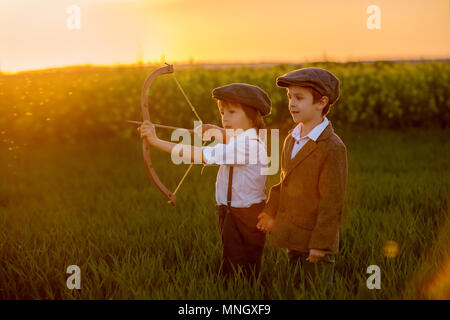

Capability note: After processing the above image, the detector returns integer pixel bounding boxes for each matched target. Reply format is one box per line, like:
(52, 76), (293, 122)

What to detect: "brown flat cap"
(277, 67), (340, 104)
(212, 83), (271, 116)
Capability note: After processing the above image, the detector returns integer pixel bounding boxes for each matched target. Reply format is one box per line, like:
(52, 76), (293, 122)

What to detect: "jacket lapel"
(282, 133), (294, 171)
(285, 139), (318, 175)
(282, 122), (334, 181)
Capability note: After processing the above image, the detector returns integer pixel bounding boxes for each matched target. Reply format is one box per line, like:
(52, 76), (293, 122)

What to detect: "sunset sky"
(0, 0), (449, 72)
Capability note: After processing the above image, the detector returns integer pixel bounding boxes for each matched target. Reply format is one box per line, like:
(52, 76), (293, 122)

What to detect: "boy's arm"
(263, 134), (289, 218)
(308, 143), (348, 252)
(149, 138), (204, 164)
(263, 180), (282, 217)
(140, 120), (204, 164)
(195, 124), (227, 144)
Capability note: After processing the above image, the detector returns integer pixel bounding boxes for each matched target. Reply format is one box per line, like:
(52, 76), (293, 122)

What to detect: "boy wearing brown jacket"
(257, 67), (348, 287)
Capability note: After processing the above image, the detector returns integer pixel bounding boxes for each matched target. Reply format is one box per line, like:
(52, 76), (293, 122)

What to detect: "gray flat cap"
(212, 83), (271, 116)
(277, 67), (340, 104)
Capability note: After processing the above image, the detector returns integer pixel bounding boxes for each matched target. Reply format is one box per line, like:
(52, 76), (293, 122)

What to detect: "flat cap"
(212, 83), (271, 116)
(277, 67), (340, 104)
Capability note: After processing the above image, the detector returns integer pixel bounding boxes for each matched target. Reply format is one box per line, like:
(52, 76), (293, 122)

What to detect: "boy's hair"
(217, 100), (266, 130)
(302, 86), (331, 117)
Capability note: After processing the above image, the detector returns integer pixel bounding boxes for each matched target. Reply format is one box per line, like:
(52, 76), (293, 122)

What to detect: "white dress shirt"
(202, 128), (268, 208)
(291, 117), (329, 159)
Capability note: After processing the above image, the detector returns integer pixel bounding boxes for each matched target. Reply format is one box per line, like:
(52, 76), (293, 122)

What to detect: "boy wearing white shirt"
(140, 83), (272, 280)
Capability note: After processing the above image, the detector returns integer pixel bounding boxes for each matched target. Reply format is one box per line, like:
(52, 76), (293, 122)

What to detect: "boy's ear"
(316, 96), (329, 112)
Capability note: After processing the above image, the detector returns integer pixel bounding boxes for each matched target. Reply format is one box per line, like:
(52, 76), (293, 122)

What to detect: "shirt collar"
(228, 127), (259, 142)
(291, 117), (329, 142)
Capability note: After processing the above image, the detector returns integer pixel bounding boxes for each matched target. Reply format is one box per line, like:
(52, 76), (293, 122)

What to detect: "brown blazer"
(264, 121), (348, 254)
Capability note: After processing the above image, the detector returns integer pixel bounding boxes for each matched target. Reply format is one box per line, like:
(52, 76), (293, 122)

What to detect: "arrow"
(126, 120), (194, 133)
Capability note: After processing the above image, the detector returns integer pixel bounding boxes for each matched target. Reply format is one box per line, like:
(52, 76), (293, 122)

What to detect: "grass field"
(0, 125), (448, 299)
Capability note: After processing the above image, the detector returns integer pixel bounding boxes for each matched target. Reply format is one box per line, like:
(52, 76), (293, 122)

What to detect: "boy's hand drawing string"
(140, 63), (206, 206)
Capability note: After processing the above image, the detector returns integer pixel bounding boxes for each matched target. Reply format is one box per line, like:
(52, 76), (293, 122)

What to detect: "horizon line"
(2, 56), (449, 75)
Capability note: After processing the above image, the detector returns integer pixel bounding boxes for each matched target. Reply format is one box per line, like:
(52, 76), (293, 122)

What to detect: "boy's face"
(287, 86), (327, 124)
(219, 102), (252, 131)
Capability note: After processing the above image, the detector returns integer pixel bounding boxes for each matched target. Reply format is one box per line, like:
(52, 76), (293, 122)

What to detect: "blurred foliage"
(0, 61), (449, 147)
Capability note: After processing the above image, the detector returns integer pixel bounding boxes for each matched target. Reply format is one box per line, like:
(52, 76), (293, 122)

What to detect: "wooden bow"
(140, 63), (202, 206)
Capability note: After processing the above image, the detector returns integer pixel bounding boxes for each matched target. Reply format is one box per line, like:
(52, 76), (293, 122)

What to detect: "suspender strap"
(227, 166), (234, 209)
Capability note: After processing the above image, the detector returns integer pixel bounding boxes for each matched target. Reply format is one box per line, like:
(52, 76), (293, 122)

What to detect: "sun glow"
(0, 0), (449, 72)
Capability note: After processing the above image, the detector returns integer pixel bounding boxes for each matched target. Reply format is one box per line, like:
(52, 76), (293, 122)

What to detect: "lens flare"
(424, 255), (450, 299)
(383, 240), (400, 258)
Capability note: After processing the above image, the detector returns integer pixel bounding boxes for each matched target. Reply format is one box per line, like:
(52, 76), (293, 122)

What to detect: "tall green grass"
(0, 126), (448, 299)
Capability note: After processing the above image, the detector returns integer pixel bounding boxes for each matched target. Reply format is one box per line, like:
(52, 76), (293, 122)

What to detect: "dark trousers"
(217, 201), (266, 279)
(288, 250), (335, 289)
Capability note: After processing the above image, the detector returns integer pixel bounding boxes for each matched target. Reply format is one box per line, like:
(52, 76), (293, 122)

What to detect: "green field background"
(0, 62), (449, 299)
